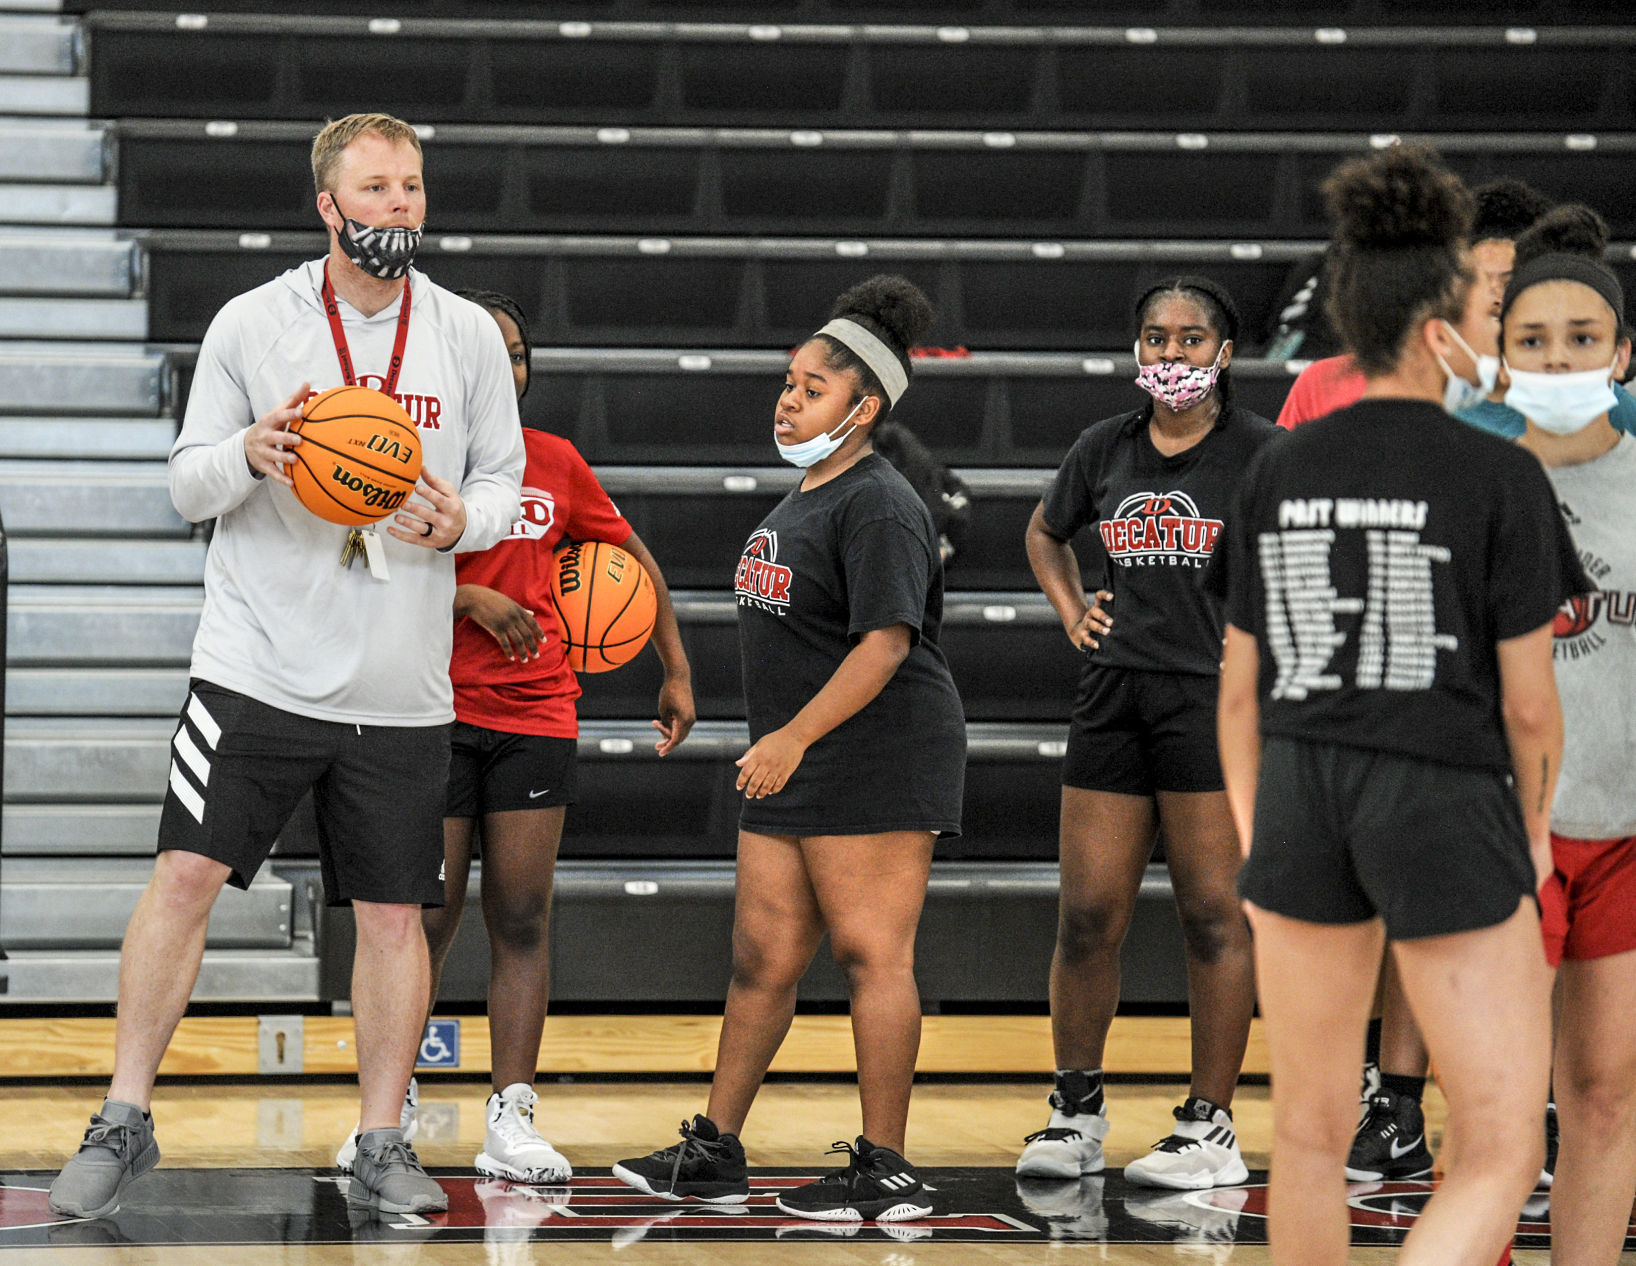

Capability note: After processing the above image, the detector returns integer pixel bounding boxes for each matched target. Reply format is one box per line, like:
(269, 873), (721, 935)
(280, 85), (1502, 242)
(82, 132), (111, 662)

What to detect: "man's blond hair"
(311, 113), (422, 194)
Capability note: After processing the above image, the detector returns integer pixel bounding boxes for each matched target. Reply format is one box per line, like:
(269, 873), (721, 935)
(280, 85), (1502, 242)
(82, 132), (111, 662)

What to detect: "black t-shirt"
(734, 452), (965, 751)
(1040, 403), (1284, 677)
(1205, 399), (1590, 771)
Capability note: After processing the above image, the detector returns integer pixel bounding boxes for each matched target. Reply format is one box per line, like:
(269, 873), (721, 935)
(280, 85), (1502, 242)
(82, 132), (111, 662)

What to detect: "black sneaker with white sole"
(611, 1115), (749, 1204)
(776, 1138), (933, 1222)
(1345, 1088), (1433, 1181)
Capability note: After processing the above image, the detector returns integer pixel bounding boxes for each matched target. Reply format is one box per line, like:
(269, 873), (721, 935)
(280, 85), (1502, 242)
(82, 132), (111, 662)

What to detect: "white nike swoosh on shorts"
(528, 788), (552, 799)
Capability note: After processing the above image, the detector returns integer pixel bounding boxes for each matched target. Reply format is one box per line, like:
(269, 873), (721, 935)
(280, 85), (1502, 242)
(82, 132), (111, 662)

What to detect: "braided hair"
(457, 288), (532, 399)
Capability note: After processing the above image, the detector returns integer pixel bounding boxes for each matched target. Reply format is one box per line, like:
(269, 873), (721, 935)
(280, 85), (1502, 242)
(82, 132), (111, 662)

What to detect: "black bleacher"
(87, 16), (1636, 129)
(170, 346), (1306, 469)
(141, 231), (1323, 348)
(115, 121), (1636, 240)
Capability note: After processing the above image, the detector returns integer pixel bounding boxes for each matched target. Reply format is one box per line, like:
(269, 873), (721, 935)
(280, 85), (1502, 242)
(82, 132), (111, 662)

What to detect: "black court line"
(1, 1169), (1626, 1249)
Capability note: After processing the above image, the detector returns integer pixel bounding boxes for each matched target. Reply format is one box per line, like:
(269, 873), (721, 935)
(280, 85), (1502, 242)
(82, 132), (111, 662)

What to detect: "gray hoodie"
(170, 259), (524, 725)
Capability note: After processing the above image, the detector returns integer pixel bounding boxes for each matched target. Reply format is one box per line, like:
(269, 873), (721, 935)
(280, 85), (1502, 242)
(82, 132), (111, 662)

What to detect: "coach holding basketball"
(48, 113), (524, 1220)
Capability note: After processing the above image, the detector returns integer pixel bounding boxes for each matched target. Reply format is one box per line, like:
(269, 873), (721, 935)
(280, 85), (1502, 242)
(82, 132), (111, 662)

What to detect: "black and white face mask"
(331, 201), (423, 280)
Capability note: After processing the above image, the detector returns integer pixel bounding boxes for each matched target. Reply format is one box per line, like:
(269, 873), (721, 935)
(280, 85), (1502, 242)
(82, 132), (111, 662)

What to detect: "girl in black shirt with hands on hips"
(1020, 276), (1280, 1190)
(613, 276), (966, 1225)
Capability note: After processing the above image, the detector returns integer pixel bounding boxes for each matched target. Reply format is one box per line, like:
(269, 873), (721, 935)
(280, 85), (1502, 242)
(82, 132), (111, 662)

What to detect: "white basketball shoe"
(1123, 1097), (1249, 1190)
(476, 1083), (573, 1184)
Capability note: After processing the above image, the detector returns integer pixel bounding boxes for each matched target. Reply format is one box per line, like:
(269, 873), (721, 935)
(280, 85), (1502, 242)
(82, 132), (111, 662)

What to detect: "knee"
(730, 929), (808, 994)
(151, 850), (231, 911)
(1272, 1102), (1358, 1161)
(483, 896), (550, 954)
(1559, 1065), (1636, 1134)
(421, 902), (461, 958)
(829, 934), (913, 991)
(354, 901), (425, 947)
(1056, 898), (1131, 963)
(1175, 899), (1250, 965)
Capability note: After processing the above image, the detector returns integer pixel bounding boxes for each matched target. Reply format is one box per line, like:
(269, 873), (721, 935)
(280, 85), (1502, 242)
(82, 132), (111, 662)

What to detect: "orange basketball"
(288, 385), (422, 526)
(550, 541), (657, 672)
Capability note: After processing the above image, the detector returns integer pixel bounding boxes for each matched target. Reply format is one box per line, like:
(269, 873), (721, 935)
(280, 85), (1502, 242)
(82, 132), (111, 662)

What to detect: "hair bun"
(1471, 177), (1552, 243)
(1513, 204), (1609, 270)
(1324, 144), (1473, 250)
(829, 274), (935, 353)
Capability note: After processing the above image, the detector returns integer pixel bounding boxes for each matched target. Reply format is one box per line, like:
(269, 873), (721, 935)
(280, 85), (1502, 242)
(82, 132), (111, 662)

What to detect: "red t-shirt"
(451, 428), (632, 737)
(1276, 354), (1367, 429)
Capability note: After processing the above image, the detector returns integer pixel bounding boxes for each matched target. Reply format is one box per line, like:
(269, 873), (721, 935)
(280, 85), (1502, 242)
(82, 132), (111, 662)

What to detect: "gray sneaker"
(48, 1100), (160, 1220)
(347, 1128), (447, 1214)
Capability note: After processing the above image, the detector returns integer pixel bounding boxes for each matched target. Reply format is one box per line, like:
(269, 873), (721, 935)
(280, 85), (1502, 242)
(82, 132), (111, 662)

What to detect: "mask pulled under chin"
(336, 216), (423, 281)
(1134, 343), (1226, 411)
(1504, 362), (1620, 436)
(777, 398), (867, 468)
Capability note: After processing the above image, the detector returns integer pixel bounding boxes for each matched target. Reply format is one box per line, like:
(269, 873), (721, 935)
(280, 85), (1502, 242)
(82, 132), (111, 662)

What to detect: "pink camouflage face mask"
(1133, 342), (1228, 411)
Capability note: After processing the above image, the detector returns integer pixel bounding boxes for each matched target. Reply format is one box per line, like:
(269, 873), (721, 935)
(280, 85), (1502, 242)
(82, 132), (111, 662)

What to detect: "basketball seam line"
(295, 433), (421, 486)
(597, 551), (646, 667)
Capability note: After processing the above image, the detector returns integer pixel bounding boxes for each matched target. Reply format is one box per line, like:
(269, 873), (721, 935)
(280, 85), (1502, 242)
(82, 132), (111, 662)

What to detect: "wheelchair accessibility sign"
(416, 1019), (460, 1069)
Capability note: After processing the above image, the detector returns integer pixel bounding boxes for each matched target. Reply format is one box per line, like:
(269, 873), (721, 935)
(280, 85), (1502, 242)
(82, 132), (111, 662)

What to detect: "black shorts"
(446, 721), (578, 818)
(157, 680), (449, 907)
(1062, 665), (1223, 795)
(1239, 736), (1536, 940)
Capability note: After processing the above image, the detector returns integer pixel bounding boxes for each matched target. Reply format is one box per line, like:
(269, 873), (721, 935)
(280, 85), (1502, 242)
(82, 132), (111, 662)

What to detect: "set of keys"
(339, 526), (390, 581)
(339, 527), (366, 568)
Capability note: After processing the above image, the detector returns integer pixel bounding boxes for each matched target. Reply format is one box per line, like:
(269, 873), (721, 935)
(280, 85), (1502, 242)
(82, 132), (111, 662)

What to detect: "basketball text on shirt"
(735, 528), (793, 615)
(1099, 490), (1223, 569)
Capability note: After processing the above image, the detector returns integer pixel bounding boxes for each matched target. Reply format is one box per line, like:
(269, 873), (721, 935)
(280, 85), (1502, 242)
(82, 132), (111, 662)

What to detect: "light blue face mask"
(1504, 356), (1620, 435)
(777, 397), (867, 468)
(1437, 321), (1500, 415)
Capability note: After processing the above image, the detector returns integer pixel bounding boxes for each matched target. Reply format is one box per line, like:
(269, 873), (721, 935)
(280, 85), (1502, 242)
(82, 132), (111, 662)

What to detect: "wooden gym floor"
(3, 1076), (1619, 1263)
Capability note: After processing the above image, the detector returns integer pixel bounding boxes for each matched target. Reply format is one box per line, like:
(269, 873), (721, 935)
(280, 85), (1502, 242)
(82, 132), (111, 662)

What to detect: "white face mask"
(1436, 321), (1500, 415)
(1503, 355), (1620, 436)
(777, 397), (867, 468)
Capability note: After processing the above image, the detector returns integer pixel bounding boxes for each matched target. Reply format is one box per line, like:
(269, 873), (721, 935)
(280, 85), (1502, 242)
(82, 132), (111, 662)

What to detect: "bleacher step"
(8, 537), (203, 582)
(7, 586), (201, 666)
(0, 17), (75, 73)
(0, 950), (319, 1003)
(0, 462), (187, 535)
(2, 858), (292, 950)
(0, 74), (85, 114)
(4, 804), (162, 855)
(0, 120), (104, 182)
(8, 667), (189, 716)
(0, 234), (137, 296)
(0, 298), (146, 339)
(0, 183), (116, 227)
(0, 349), (164, 415)
(0, 418), (176, 461)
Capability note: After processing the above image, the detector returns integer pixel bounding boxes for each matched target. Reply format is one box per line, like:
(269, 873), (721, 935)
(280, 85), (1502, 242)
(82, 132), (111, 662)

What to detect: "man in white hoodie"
(49, 112), (524, 1220)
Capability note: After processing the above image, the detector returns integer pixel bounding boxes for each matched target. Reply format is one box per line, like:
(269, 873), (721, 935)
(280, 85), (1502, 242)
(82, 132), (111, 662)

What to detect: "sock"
(1053, 1068), (1105, 1116)
(1381, 1073), (1426, 1103)
(1364, 1017), (1382, 1065)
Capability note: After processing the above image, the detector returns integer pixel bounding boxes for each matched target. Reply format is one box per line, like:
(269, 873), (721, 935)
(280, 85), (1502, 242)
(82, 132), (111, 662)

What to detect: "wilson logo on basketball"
(508, 488), (556, 541)
(736, 528), (792, 615)
(329, 466), (409, 511)
(1099, 490), (1223, 570)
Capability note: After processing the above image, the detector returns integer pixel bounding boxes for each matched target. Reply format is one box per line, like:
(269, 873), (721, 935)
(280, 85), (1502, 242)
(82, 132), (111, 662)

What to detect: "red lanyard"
(321, 260), (412, 398)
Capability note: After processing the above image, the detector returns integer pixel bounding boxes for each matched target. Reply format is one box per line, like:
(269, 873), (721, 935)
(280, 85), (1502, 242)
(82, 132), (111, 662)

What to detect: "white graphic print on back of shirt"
(1099, 490), (1223, 569)
(735, 528), (792, 615)
(1260, 497), (1458, 700)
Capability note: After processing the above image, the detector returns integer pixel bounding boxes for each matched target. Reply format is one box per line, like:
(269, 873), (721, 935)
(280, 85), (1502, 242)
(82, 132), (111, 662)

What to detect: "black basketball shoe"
(611, 1115), (749, 1204)
(776, 1137), (933, 1222)
(1345, 1088), (1433, 1182)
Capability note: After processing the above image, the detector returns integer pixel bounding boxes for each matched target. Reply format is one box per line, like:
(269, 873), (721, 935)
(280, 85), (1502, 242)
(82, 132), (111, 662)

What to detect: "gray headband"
(816, 318), (909, 406)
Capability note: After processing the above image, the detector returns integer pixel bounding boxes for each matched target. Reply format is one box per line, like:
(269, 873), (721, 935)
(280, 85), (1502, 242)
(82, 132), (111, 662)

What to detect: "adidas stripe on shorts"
(158, 680), (449, 906)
